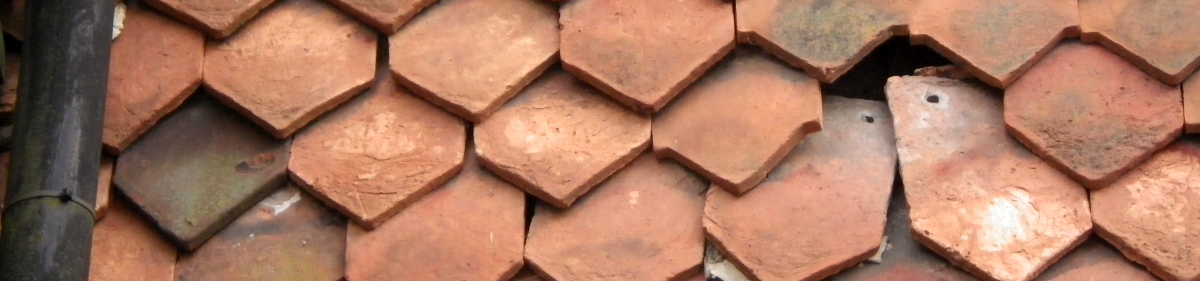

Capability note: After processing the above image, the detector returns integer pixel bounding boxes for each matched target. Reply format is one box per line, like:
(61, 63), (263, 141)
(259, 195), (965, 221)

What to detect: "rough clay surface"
(560, 0), (735, 112)
(887, 76), (1092, 281)
(289, 73), (465, 230)
(1005, 42), (1183, 190)
(142, 0), (276, 38)
(389, 0), (559, 122)
(704, 96), (896, 281)
(1185, 71), (1200, 134)
(325, 0), (438, 33)
(474, 70), (650, 208)
(1080, 0), (1200, 85)
(204, 0), (377, 138)
(89, 198), (178, 281)
(1092, 138), (1200, 281)
(1035, 238), (1158, 281)
(525, 153), (707, 281)
(653, 49), (822, 195)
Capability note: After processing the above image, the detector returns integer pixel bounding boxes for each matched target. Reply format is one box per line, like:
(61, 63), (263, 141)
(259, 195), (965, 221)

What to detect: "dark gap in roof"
(821, 36), (952, 101)
(3, 32), (19, 54)
(523, 193), (536, 235)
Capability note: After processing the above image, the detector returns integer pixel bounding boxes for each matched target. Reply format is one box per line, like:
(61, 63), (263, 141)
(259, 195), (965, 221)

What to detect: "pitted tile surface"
(1080, 0), (1200, 85)
(89, 198), (178, 281)
(325, 0), (438, 33)
(142, 0), (277, 38)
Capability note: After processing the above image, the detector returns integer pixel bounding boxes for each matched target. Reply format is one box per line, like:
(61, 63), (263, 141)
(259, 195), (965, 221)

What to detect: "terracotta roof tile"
(1080, 0), (1200, 85)
(389, 0), (559, 122)
(95, 156), (114, 220)
(1185, 70), (1200, 134)
(887, 76), (1092, 281)
(202, 0), (376, 138)
(1005, 41), (1183, 189)
(141, 0), (277, 38)
(325, 0), (438, 33)
(474, 70), (650, 208)
(524, 153), (706, 281)
(560, 0), (734, 112)
(88, 197), (178, 281)
(113, 94), (290, 250)
(703, 96), (896, 281)
(653, 48), (822, 194)
(1035, 237), (1158, 281)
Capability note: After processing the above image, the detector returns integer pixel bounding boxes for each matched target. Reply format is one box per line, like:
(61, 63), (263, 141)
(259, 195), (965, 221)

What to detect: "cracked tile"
(1080, 0), (1200, 85)
(325, 0), (437, 33)
(89, 197), (178, 281)
(142, 0), (277, 38)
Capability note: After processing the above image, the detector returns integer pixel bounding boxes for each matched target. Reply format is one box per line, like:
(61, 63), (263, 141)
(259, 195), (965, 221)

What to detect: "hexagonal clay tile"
(204, 0), (376, 139)
(1080, 0), (1200, 85)
(174, 184), (346, 281)
(290, 73), (466, 230)
(886, 76), (1092, 281)
(113, 94), (290, 250)
(703, 96), (896, 281)
(907, 0), (1080, 88)
(525, 153), (707, 281)
(389, 0), (558, 123)
(735, 0), (909, 83)
(346, 148), (525, 281)
(104, 1), (203, 155)
(560, 0), (734, 112)
(1091, 138), (1200, 281)
(1005, 42), (1183, 190)
(653, 49), (822, 195)
(474, 70), (650, 208)
(325, 0), (437, 33)
(89, 197), (178, 281)
(141, 0), (276, 38)
(1186, 71), (1200, 134)
(1033, 238), (1158, 281)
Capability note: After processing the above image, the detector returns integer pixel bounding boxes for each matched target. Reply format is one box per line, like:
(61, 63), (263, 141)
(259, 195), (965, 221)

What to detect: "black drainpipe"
(0, 0), (114, 280)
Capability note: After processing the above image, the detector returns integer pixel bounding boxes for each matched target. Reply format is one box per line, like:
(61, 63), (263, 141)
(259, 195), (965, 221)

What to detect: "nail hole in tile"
(925, 94), (940, 104)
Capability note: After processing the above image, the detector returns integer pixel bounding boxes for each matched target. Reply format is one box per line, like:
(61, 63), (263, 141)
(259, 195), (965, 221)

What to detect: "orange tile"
(1080, 0), (1200, 85)
(142, 0), (277, 38)
(1188, 71), (1200, 134)
(325, 0), (437, 33)
(89, 197), (178, 281)
(1035, 238), (1158, 281)
(95, 156), (114, 220)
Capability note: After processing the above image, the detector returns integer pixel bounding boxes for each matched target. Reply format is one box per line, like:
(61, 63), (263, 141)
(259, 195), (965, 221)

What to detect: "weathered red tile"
(1034, 238), (1158, 281)
(325, 0), (436, 33)
(95, 156), (114, 220)
(474, 70), (650, 208)
(289, 72), (465, 230)
(104, 1), (203, 154)
(1005, 42), (1183, 189)
(887, 76), (1092, 281)
(346, 148), (524, 281)
(704, 96), (896, 281)
(113, 94), (289, 250)
(736, 0), (910, 83)
(1185, 71), (1200, 134)
(908, 0), (1080, 88)
(1092, 138), (1200, 281)
(142, 0), (277, 38)
(203, 0), (376, 138)
(389, 0), (558, 123)
(525, 153), (706, 281)
(560, 0), (734, 112)
(174, 185), (345, 281)
(653, 49), (822, 194)
(1080, 0), (1200, 85)
(89, 197), (178, 281)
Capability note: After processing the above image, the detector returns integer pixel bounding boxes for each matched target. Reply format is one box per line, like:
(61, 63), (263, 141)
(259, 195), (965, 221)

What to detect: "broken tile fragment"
(95, 156), (114, 220)
(524, 153), (706, 281)
(1080, 0), (1200, 85)
(1091, 138), (1200, 281)
(113, 94), (289, 250)
(142, 0), (277, 38)
(736, 0), (909, 83)
(1185, 71), (1200, 134)
(908, 0), (1080, 88)
(89, 197), (178, 281)
(1034, 238), (1157, 281)
(560, 0), (734, 112)
(389, 0), (558, 123)
(204, 0), (376, 138)
(704, 96), (896, 281)
(1005, 42), (1183, 189)
(474, 70), (650, 208)
(104, 1), (203, 154)
(653, 49), (822, 194)
(887, 76), (1092, 281)
(174, 185), (345, 281)
(289, 73), (465, 230)
(325, 0), (437, 33)
(346, 149), (524, 281)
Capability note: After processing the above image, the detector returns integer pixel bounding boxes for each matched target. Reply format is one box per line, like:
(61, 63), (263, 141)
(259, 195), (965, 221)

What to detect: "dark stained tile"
(325, 0), (437, 33)
(1033, 237), (1159, 281)
(104, 1), (203, 154)
(345, 148), (524, 281)
(1080, 0), (1200, 85)
(525, 153), (706, 281)
(736, 0), (910, 83)
(703, 96), (896, 281)
(389, 0), (558, 123)
(1185, 71), (1200, 134)
(560, 0), (734, 112)
(652, 49), (822, 195)
(203, 0), (376, 138)
(1091, 138), (1200, 281)
(289, 72), (465, 230)
(113, 94), (290, 251)
(142, 0), (277, 38)
(174, 185), (346, 281)
(887, 76), (1091, 281)
(1005, 42), (1183, 189)
(474, 70), (650, 208)
(89, 196), (178, 281)
(908, 0), (1080, 88)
